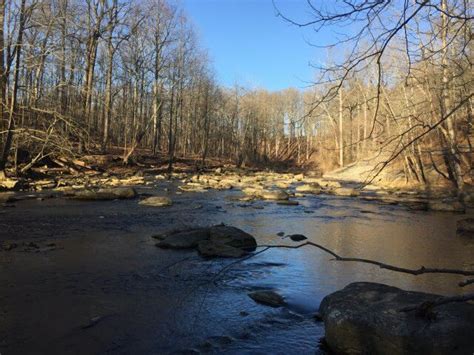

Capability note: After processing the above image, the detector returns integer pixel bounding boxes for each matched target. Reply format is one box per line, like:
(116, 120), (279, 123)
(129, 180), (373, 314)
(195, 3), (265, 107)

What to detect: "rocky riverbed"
(1, 176), (473, 354)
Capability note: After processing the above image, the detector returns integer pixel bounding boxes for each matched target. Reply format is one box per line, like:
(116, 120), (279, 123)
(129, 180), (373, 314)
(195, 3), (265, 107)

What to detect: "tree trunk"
(0, 0), (26, 173)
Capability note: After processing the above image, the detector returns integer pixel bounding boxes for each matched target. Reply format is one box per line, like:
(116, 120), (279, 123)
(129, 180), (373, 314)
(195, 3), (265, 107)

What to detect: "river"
(0, 181), (472, 354)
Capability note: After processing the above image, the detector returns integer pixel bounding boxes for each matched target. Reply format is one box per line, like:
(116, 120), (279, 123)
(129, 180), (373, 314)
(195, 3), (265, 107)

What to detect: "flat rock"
(248, 290), (285, 307)
(139, 196), (172, 207)
(72, 187), (137, 200)
(331, 187), (360, 197)
(320, 282), (474, 354)
(259, 189), (289, 201)
(179, 184), (208, 192)
(295, 184), (321, 194)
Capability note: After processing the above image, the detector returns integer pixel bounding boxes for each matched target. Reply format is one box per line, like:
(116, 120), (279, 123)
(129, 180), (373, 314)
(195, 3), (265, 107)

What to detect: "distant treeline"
(0, 0), (472, 191)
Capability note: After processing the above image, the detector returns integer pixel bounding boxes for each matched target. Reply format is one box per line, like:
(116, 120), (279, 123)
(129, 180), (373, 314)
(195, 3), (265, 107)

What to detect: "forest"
(0, 0), (472, 193)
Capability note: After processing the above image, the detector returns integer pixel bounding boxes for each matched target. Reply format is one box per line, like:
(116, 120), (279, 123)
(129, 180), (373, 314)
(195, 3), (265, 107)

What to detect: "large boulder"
(72, 187), (137, 200)
(139, 196), (172, 207)
(319, 282), (474, 354)
(156, 225), (257, 258)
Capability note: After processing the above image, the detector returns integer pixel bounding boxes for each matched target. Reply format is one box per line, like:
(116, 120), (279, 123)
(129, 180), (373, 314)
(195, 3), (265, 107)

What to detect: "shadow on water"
(0, 184), (473, 354)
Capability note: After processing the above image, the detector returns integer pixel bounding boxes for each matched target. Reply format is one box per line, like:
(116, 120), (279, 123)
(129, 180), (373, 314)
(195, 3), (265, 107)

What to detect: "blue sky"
(182, 0), (328, 91)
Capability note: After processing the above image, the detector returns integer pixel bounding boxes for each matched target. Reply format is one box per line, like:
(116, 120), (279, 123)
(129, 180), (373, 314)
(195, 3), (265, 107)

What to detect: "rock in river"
(248, 290), (285, 307)
(72, 187), (137, 200)
(156, 228), (210, 249)
(288, 234), (307, 242)
(156, 225), (257, 258)
(331, 187), (360, 197)
(295, 184), (321, 194)
(259, 189), (289, 201)
(319, 282), (474, 354)
(139, 196), (172, 207)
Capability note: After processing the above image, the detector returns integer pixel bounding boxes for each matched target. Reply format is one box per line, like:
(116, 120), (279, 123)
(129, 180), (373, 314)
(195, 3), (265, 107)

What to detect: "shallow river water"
(0, 182), (473, 354)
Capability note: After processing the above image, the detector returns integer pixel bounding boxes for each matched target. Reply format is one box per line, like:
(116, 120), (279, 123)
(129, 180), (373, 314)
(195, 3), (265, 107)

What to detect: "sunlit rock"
(331, 187), (360, 197)
(72, 187), (137, 200)
(242, 186), (264, 197)
(0, 178), (18, 190)
(138, 195), (172, 206)
(259, 189), (289, 201)
(295, 184), (321, 194)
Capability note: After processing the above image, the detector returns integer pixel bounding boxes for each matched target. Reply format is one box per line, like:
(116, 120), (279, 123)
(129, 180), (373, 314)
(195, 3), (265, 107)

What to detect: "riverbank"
(0, 152), (470, 215)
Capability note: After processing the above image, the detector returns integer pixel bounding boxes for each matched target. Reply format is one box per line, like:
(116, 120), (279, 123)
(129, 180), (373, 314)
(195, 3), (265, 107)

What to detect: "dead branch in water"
(254, 242), (474, 310)
(195, 239), (474, 322)
(257, 242), (474, 277)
